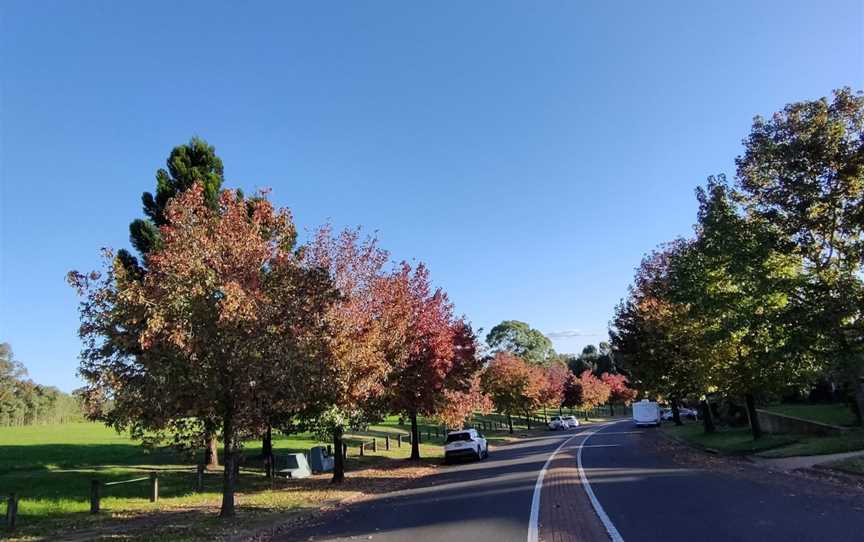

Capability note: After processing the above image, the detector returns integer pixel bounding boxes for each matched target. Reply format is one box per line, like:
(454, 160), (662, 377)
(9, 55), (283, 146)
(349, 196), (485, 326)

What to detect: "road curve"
(279, 425), (603, 542)
(581, 420), (864, 542)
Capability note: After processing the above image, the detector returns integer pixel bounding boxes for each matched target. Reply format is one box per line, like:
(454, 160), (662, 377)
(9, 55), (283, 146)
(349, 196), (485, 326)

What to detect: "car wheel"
(475, 447), (482, 461)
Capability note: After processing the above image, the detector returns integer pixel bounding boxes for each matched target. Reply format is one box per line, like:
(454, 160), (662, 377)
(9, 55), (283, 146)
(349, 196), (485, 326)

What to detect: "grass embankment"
(662, 423), (797, 455)
(762, 403), (856, 427)
(0, 412), (611, 540)
(663, 403), (864, 460)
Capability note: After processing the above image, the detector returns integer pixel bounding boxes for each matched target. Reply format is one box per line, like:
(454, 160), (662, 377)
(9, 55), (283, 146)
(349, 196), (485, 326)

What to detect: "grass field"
(762, 403), (856, 427)
(0, 412), (568, 540)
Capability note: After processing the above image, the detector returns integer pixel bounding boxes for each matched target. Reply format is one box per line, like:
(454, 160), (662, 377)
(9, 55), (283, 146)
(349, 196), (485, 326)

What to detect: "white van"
(632, 399), (661, 427)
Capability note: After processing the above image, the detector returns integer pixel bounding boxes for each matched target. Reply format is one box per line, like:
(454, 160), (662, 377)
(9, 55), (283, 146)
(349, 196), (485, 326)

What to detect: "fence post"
(196, 464), (205, 492)
(372, 438), (377, 452)
(385, 435), (390, 451)
(397, 434), (402, 448)
(6, 493), (17, 531)
(149, 472), (159, 503)
(90, 480), (100, 514)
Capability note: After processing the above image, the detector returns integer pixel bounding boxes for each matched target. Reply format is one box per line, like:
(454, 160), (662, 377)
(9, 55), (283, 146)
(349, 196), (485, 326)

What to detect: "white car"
(548, 415), (579, 430)
(444, 429), (488, 462)
(562, 415), (580, 428)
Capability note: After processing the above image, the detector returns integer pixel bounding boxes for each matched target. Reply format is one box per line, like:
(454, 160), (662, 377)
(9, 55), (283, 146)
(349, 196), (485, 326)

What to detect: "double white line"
(527, 421), (625, 542)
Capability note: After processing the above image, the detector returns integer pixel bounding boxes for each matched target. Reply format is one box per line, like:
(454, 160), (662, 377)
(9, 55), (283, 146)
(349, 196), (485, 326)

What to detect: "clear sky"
(1, 1), (861, 392)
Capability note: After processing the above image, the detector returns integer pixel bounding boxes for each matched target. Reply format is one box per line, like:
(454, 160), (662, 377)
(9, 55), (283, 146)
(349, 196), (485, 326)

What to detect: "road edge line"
(527, 428), (583, 542)
(577, 421), (625, 542)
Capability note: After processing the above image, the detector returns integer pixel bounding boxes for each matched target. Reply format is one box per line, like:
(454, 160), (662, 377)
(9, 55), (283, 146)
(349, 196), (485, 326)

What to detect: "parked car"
(444, 428), (488, 462)
(661, 407), (698, 421)
(562, 415), (580, 428)
(633, 399), (662, 426)
(548, 415), (577, 430)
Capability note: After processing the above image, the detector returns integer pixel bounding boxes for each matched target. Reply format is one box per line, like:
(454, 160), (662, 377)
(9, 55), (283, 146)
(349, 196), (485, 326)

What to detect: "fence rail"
(91, 473), (159, 514)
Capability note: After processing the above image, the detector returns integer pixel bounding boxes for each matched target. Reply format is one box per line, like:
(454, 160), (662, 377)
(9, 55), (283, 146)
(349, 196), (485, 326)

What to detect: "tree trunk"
(525, 408), (531, 430)
(745, 393), (762, 439)
(219, 415), (236, 518)
(507, 413), (513, 434)
(262, 425), (273, 479)
(853, 375), (864, 427)
(609, 402), (615, 417)
(409, 412), (420, 460)
(701, 398), (716, 433)
(205, 433), (219, 470)
(331, 427), (345, 483)
(558, 406), (563, 416)
(671, 397), (683, 426)
(543, 407), (548, 424)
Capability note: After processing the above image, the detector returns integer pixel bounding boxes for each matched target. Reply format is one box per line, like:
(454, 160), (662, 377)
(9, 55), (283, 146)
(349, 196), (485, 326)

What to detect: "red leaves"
(480, 352), (546, 415)
(601, 372), (636, 405)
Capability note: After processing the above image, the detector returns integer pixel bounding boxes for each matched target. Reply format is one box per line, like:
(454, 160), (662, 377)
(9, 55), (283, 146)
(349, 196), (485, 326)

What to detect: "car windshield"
(446, 432), (472, 443)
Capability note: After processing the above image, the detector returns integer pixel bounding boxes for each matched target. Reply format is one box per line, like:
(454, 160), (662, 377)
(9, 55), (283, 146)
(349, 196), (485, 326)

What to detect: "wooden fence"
(90, 472), (159, 514)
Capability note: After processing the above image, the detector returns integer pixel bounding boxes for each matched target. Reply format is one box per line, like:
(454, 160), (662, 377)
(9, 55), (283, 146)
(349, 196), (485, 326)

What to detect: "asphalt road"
(582, 420), (864, 542)
(281, 426), (591, 542)
(282, 421), (864, 542)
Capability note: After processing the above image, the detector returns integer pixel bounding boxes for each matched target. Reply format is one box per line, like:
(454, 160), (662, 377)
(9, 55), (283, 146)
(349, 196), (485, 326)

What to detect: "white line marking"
(577, 421), (625, 542)
(527, 430), (582, 542)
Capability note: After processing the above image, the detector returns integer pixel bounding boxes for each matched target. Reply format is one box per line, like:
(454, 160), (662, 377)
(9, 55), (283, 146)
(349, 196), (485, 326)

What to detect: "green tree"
(610, 240), (712, 427)
(680, 179), (814, 438)
(120, 137), (225, 265)
(736, 88), (864, 422)
(485, 320), (555, 364)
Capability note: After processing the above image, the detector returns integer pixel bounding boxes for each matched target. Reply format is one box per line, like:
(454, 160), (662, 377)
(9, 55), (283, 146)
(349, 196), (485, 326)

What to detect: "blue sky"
(1, 1), (862, 392)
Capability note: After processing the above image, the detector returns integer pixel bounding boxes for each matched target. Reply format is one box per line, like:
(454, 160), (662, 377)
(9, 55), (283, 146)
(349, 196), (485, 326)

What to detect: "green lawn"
(0, 418), (454, 540)
(662, 423), (798, 455)
(0, 413), (624, 540)
(756, 429), (864, 458)
(763, 403), (856, 427)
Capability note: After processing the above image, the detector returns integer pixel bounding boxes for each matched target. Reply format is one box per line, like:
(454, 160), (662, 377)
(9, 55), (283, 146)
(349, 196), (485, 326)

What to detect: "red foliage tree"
(577, 370), (611, 419)
(542, 362), (570, 418)
(302, 225), (403, 482)
(69, 184), (331, 517)
(385, 263), (458, 460)
(481, 352), (545, 433)
(600, 373), (637, 416)
(436, 320), (490, 429)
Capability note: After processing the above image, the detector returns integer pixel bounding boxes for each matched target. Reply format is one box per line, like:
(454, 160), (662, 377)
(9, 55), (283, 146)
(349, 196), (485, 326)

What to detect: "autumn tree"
(117, 137), (227, 468)
(301, 226), (406, 482)
(575, 370), (611, 420)
(486, 320), (555, 364)
(481, 352), (544, 433)
(69, 184), (330, 517)
(611, 240), (712, 427)
(542, 362), (569, 418)
(601, 373), (636, 416)
(435, 320), (490, 429)
(385, 263), (477, 460)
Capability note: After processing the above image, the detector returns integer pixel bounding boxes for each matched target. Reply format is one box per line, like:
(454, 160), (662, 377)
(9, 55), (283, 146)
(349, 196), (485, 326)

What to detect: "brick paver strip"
(539, 436), (609, 542)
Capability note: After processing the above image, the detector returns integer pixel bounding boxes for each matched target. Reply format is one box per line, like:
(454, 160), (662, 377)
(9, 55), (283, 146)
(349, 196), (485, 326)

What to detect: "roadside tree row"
(68, 139), (487, 517)
(611, 87), (864, 438)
